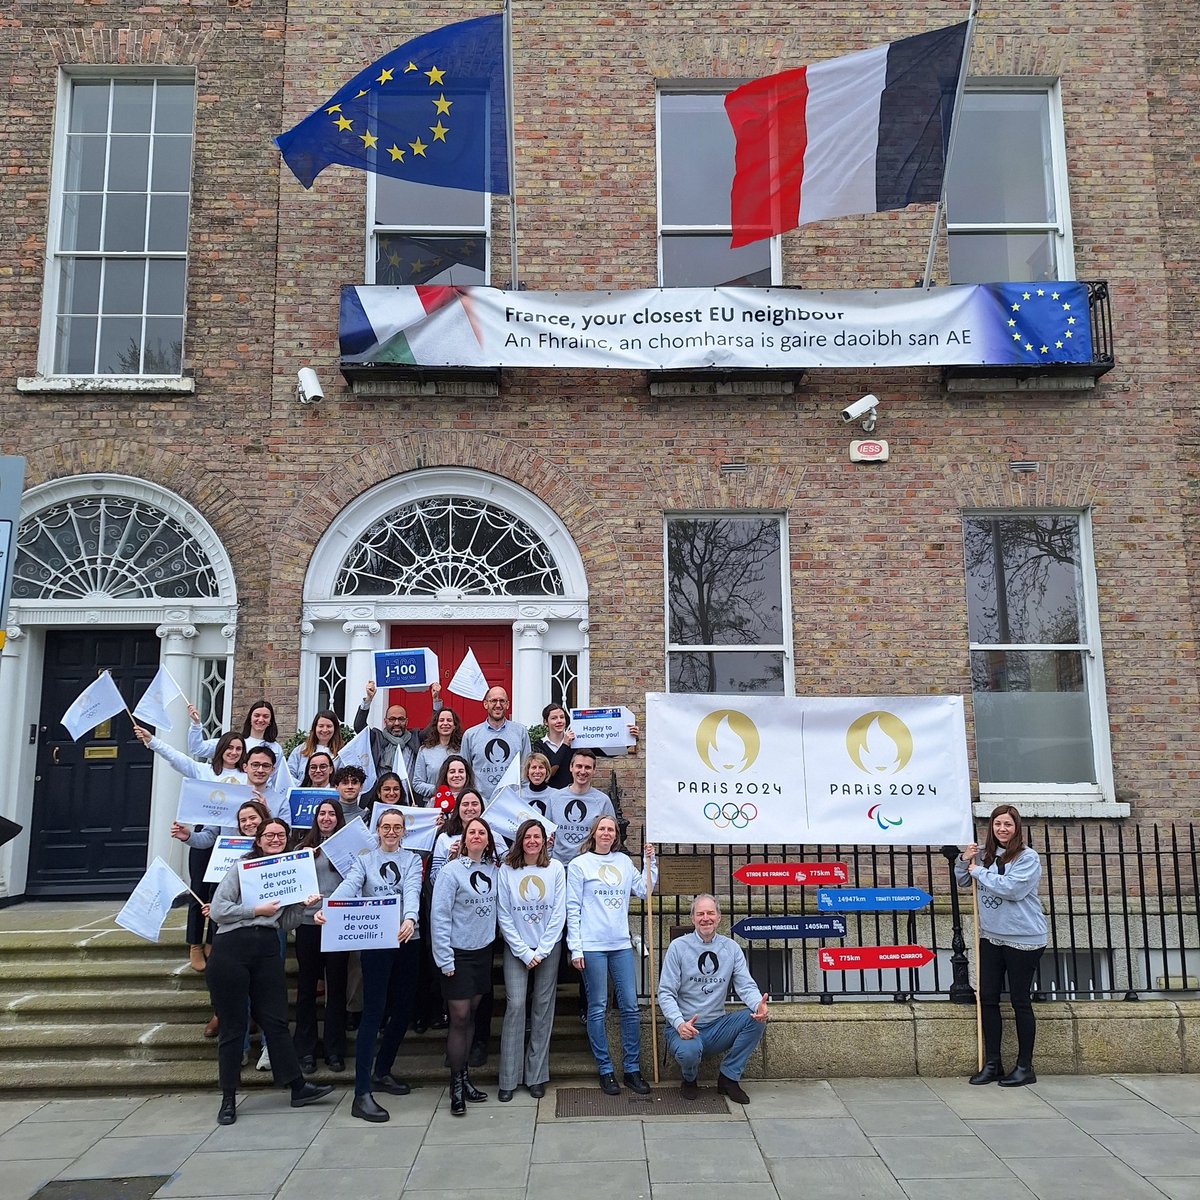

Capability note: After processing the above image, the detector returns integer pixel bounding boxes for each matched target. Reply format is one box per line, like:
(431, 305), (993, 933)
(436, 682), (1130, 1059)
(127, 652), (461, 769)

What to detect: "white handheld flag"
(132, 666), (184, 733)
(115, 857), (190, 943)
(61, 671), (127, 741)
(335, 726), (378, 794)
(495, 749), (522, 793)
(448, 648), (489, 701)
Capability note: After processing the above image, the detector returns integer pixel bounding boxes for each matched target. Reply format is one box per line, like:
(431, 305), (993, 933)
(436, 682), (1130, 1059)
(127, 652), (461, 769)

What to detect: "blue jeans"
(581, 947), (641, 1075)
(664, 1009), (765, 1082)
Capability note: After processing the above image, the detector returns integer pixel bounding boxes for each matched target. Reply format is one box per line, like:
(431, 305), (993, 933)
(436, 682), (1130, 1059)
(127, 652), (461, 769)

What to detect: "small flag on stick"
(61, 671), (127, 741)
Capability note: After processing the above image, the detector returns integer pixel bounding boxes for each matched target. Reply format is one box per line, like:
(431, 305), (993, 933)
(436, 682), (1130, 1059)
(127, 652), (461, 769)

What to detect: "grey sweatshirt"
(430, 855), (500, 971)
(548, 787), (616, 864)
(657, 931), (764, 1030)
(329, 847), (422, 936)
(461, 719), (531, 798)
(209, 861), (308, 935)
(955, 847), (1048, 945)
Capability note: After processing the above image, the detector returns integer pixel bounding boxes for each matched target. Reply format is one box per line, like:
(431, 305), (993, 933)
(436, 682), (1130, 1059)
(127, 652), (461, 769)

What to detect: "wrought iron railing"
(630, 821), (1199, 1004)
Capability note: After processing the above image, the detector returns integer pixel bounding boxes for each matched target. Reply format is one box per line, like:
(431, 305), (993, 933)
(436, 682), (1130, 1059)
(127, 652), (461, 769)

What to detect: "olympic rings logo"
(703, 801), (758, 830)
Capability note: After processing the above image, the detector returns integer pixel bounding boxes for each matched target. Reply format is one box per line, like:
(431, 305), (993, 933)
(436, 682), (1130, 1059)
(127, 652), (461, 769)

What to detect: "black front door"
(28, 629), (159, 897)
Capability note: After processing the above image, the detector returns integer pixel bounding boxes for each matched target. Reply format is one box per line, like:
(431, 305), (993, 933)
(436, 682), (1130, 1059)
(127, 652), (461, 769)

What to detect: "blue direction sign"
(733, 915), (847, 940)
(815, 887), (932, 912)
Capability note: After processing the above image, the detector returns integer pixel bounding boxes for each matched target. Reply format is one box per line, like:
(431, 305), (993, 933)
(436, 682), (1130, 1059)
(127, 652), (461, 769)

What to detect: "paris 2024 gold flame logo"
(694, 710), (760, 773)
(845, 710), (914, 831)
(518, 874), (545, 902)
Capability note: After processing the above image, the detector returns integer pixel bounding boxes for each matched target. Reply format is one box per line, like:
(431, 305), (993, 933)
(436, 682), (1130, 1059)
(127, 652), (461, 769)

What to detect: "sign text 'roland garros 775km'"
(644, 694), (972, 847)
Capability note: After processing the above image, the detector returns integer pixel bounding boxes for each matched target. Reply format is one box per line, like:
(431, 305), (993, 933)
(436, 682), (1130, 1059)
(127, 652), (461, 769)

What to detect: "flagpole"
(922, 1), (979, 290)
(644, 847), (661, 1085)
(503, 0), (519, 288)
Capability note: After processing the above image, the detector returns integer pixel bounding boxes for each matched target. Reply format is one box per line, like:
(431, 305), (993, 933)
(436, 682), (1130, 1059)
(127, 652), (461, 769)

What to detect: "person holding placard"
(323, 808), (423, 1122)
(567, 815), (657, 1096)
(532, 704), (575, 789)
(300, 750), (335, 790)
(414, 704), (463, 801)
(461, 687), (531, 800)
(956, 804), (1048, 1087)
(206, 818), (334, 1125)
(293, 800), (350, 1074)
(497, 818), (566, 1101)
(431, 815), (500, 1116)
(352, 679), (424, 779)
(287, 710), (344, 781)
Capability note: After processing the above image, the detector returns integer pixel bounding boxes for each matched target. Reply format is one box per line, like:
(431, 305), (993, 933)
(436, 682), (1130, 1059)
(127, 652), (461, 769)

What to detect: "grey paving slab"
(1051, 1097), (1191, 1135)
(751, 1117), (874, 1158)
(422, 1103), (536, 1145)
(531, 1119), (645, 1162)
(274, 1167), (405, 1200)
(1182, 1116), (1200, 1134)
(924, 1077), (1059, 1118)
(642, 1119), (752, 1139)
(830, 1077), (938, 1103)
(0, 1101), (46, 1136)
(230, 1089), (343, 1117)
(155, 1146), (305, 1197)
(0, 1118), (120, 1161)
(647, 1136), (771, 1184)
(653, 1186), (779, 1200)
(56, 1131), (209, 1179)
(526, 1159), (649, 1200)
(1091, 1131), (1200, 1175)
(1009, 1156), (1170, 1200)
(966, 1117), (1110, 1157)
(400, 1193), (525, 1200)
(295, 1124), (421, 1170)
(900, 1182), (1038, 1200)
(24, 1096), (147, 1122)
(721, 1080), (848, 1118)
(111, 1093), (229, 1136)
(197, 1111), (333, 1152)
(2, 1158), (75, 1200)
(407, 1141), (531, 1191)
(844, 1099), (969, 1136)
(770, 1156), (906, 1200)
(1115, 1074), (1200, 1115)
(323, 1086), (440, 1127)
(1149, 1180), (1200, 1200)
(871, 1134), (1007, 1179)
(1026, 1074), (1137, 1100)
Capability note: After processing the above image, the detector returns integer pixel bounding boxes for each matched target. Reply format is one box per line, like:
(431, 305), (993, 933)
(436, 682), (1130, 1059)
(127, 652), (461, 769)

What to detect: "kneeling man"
(657, 893), (768, 1103)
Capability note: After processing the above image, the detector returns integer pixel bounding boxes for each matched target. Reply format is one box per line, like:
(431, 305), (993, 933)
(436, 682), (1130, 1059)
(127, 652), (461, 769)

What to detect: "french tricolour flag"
(725, 22), (969, 247)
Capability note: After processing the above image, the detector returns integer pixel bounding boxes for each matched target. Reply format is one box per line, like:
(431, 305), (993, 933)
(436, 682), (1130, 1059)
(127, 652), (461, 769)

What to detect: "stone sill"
(973, 798), (1130, 819)
(17, 375), (195, 395)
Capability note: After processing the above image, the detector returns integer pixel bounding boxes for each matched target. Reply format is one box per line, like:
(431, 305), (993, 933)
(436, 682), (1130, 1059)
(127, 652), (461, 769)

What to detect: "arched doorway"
(301, 469), (589, 730)
(0, 475), (238, 899)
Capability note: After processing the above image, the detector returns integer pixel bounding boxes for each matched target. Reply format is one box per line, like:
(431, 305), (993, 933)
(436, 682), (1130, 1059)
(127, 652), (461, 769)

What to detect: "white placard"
(319, 816), (376, 878)
(482, 785), (557, 843)
(238, 848), (319, 908)
(368, 803), (441, 852)
(645, 693), (973, 846)
(320, 896), (402, 951)
(203, 836), (255, 883)
(176, 778), (254, 827)
(570, 705), (636, 752)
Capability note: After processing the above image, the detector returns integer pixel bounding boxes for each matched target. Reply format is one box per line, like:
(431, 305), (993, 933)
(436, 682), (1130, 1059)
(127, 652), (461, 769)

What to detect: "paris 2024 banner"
(645, 693), (973, 846)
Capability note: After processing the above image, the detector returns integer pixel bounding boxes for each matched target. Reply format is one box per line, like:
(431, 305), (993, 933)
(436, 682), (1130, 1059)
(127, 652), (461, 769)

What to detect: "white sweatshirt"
(566, 851), (657, 955)
(497, 860), (567, 964)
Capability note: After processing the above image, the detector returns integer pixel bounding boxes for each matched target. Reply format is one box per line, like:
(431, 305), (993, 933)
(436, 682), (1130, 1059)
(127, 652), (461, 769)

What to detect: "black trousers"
(185, 846), (215, 946)
(292, 923), (348, 1060)
(206, 926), (303, 1092)
(978, 937), (1044, 1067)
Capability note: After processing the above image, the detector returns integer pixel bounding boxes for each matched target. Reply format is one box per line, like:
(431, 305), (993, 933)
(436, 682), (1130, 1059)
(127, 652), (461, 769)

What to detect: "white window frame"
(946, 79), (1075, 284)
(364, 172), (491, 285)
(964, 508), (1116, 814)
(38, 68), (195, 379)
(655, 88), (781, 287)
(663, 511), (794, 695)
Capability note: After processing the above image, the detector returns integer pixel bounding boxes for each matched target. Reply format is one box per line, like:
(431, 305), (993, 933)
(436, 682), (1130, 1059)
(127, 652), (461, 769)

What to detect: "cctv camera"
(296, 367), (324, 404)
(840, 394), (879, 424)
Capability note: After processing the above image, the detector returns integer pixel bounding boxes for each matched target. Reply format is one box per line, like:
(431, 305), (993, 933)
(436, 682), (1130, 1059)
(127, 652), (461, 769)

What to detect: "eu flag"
(275, 14), (508, 194)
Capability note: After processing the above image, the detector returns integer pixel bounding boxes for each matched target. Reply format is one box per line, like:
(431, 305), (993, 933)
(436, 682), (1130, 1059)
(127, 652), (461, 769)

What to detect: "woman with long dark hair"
(206, 817), (333, 1125)
(300, 749), (335, 790)
(293, 799), (350, 1073)
(957, 804), (1047, 1087)
(188, 700), (286, 788)
(414, 707), (464, 801)
(287, 710), (344, 780)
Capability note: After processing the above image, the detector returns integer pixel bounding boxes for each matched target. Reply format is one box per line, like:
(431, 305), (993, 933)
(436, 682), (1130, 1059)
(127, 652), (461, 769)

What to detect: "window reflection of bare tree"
(668, 517), (783, 692)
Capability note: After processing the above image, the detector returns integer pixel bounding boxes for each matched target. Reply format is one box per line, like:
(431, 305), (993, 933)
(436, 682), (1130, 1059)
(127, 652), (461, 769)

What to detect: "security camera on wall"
(840, 394), (879, 425)
(296, 367), (324, 404)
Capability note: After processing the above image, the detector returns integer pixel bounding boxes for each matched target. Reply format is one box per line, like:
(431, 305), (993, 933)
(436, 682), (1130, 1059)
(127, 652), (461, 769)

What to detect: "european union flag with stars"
(275, 14), (508, 194)
(979, 281), (1093, 365)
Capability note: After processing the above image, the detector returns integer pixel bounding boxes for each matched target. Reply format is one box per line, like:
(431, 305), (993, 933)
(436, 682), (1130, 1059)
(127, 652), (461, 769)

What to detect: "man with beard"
(353, 679), (423, 780)
(657, 894), (769, 1104)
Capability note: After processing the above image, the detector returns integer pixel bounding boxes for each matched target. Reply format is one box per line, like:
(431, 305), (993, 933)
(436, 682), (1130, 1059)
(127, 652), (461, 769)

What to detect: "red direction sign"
(818, 945), (935, 971)
(734, 861), (849, 886)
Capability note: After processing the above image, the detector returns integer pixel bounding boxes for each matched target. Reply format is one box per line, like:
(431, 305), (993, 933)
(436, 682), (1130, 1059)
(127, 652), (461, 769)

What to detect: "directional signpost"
(733, 914), (847, 940)
(734, 861), (849, 886)
(818, 945), (935, 971)
(815, 887), (932, 912)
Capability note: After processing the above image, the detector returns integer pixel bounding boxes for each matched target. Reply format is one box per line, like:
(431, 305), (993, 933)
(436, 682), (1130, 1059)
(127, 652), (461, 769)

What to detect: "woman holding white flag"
(187, 700), (288, 790)
(207, 817), (333, 1125)
(496, 817), (565, 1101)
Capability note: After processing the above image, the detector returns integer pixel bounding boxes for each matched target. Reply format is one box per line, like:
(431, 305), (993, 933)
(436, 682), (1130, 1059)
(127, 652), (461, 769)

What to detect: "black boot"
(450, 1069), (466, 1116)
(217, 1091), (237, 1125)
(968, 1059), (1004, 1085)
(463, 1069), (489, 1102)
(351, 1092), (390, 1123)
(999, 1064), (1037, 1087)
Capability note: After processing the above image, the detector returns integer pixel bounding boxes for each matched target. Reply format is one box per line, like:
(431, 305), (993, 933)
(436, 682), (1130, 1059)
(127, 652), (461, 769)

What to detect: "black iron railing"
(631, 821), (1199, 1003)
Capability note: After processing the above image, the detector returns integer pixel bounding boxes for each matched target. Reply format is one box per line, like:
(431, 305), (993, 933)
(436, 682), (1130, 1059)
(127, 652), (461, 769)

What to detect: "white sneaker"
(256, 1045), (271, 1072)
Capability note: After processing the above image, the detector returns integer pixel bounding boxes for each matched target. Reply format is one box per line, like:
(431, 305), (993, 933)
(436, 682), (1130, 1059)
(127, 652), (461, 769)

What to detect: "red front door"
(389, 623), (513, 732)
